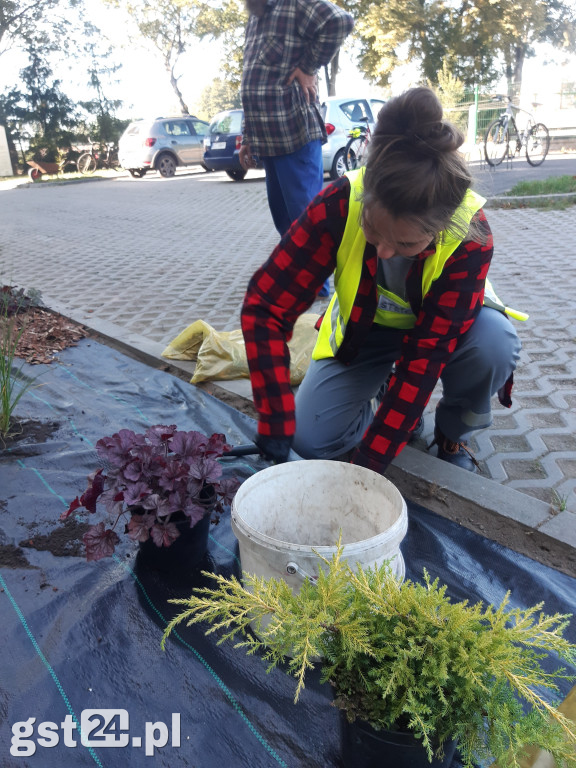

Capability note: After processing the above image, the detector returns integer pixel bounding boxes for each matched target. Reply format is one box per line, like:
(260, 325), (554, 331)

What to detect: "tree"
(0, 0), (75, 58)
(1, 45), (79, 164)
(107, 0), (204, 114)
(481, 0), (576, 95)
(195, 77), (241, 119)
(350, 0), (576, 95)
(195, 0), (247, 91)
(78, 24), (126, 144)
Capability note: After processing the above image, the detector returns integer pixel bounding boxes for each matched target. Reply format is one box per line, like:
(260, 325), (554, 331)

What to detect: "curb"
(38, 296), (576, 578)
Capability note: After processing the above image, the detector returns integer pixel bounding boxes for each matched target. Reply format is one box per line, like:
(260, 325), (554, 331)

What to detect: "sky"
(0, 0), (573, 122)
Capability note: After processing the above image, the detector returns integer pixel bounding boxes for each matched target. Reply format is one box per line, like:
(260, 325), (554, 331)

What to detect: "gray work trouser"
(292, 307), (521, 459)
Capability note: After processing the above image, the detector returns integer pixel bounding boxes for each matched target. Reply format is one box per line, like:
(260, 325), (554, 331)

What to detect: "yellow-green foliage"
(162, 542), (576, 768)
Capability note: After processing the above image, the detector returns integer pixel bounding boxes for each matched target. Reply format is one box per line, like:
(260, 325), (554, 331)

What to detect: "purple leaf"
(145, 424), (177, 446)
(61, 496), (81, 520)
(181, 497), (209, 527)
(96, 429), (145, 467)
(150, 522), (180, 548)
(158, 459), (189, 491)
(126, 513), (155, 542)
(123, 482), (151, 506)
(205, 433), (230, 457)
(83, 523), (120, 561)
(141, 494), (175, 518)
(123, 458), (144, 482)
(215, 477), (241, 505)
(188, 456), (222, 485)
(169, 431), (207, 460)
(79, 469), (106, 514)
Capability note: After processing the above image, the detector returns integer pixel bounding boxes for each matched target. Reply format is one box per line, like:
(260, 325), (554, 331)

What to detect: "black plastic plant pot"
(136, 487), (216, 576)
(341, 715), (457, 768)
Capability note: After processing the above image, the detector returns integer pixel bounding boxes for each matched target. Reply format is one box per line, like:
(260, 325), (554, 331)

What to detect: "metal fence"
(440, 83), (576, 146)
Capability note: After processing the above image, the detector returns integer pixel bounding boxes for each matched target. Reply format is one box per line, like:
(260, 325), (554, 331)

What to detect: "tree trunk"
(511, 45), (524, 100)
(327, 49), (340, 97)
(506, 45), (525, 99)
(166, 62), (189, 115)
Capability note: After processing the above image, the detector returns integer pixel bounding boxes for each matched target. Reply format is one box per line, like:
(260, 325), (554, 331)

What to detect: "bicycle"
(344, 117), (372, 172)
(77, 139), (120, 175)
(483, 96), (550, 168)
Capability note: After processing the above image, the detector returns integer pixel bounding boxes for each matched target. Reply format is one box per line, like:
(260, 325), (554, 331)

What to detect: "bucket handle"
(286, 561), (318, 585)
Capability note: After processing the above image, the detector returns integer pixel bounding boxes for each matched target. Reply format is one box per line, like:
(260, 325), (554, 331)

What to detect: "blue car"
(203, 109), (257, 181)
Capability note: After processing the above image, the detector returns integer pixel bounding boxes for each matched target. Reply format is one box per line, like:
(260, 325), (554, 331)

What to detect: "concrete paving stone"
(539, 511), (576, 548)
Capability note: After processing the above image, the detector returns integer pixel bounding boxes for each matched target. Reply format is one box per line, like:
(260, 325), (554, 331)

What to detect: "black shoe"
(428, 425), (479, 472)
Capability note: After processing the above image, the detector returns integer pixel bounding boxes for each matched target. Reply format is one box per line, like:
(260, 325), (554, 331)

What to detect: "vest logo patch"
(377, 295), (414, 315)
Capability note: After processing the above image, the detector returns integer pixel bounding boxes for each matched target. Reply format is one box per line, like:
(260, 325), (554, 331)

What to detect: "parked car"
(118, 115), (209, 178)
(203, 108), (257, 181)
(320, 96), (386, 179)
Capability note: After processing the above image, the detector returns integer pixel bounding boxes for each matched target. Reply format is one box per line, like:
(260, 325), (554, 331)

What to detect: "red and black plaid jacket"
(241, 175), (495, 473)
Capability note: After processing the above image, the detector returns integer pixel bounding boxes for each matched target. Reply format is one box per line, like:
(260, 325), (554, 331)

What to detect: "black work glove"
(254, 434), (293, 464)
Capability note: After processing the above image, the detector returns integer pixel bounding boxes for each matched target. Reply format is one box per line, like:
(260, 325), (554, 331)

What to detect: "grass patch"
(505, 175), (576, 196)
(487, 176), (576, 210)
(488, 195), (576, 210)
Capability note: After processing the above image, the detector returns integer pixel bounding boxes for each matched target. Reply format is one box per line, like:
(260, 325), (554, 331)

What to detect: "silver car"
(118, 115), (209, 178)
(320, 96), (386, 179)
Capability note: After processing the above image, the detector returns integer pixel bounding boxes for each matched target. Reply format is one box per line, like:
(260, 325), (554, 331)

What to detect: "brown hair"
(362, 87), (474, 241)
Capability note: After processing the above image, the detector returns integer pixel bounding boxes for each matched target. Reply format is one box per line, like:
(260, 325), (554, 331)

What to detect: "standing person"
(239, 0), (354, 296)
(241, 87), (524, 474)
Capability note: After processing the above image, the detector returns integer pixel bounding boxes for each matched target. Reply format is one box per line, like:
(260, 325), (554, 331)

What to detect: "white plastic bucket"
(231, 460), (408, 590)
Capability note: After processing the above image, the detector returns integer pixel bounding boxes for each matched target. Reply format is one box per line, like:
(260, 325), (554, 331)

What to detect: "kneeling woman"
(241, 87), (522, 474)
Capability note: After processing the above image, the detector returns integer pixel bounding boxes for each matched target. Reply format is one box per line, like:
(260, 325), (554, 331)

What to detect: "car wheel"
(156, 154), (177, 178)
(330, 148), (347, 180)
(226, 169), (247, 181)
(129, 169), (147, 178)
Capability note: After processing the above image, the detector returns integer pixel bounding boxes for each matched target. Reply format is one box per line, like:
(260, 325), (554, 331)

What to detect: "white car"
(320, 96), (386, 179)
(118, 115), (209, 178)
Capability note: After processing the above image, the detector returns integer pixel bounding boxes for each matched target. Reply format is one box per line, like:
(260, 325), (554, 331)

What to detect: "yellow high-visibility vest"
(313, 169), (527, 360)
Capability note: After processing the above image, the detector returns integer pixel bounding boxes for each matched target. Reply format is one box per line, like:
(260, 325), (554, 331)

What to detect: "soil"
(6, 305), (88, 364)
(3, 303), (575, 579)
(19, 518), (90, 559)
(1, 419), (60, 453)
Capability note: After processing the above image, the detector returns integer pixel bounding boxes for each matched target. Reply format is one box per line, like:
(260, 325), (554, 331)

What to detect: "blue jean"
(292, 307), (521, 459)
(262, 140), (324, 235)
(263, 140), (330, 295)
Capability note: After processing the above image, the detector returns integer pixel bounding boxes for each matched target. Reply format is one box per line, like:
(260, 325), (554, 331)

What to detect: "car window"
(163, 120), (191, 137)
(209, 112), (243, 135)
(369, 99), (386, 122)
(339, 100), (369, 124)
(189, 119), (208, 137)
(125, 123), (143, 136)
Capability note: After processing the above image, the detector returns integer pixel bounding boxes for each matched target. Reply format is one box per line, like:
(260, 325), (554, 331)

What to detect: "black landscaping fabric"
(0, 339), (574, 768)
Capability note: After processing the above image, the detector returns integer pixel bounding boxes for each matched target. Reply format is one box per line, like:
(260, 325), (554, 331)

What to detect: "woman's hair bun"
(373, 87), (464, 154)
(362, 86), (472, 231)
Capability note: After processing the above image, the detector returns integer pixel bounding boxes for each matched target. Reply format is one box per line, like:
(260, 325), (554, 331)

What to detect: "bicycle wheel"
(345, 136), (368, 171)
(525, 123), (550, 166)
(78, 153), (97, 174)
(484, 120), (509, 166)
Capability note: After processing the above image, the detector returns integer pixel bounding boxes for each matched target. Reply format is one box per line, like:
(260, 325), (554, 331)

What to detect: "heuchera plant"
(61, 425), (240, 562)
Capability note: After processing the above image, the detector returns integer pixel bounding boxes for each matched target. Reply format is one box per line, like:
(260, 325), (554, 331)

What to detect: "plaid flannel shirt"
(241, 0), (354, 156)
(241, 176), (499, 474)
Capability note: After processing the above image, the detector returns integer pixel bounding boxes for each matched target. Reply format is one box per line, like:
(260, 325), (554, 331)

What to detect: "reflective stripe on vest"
(313, 170), (488, 360)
